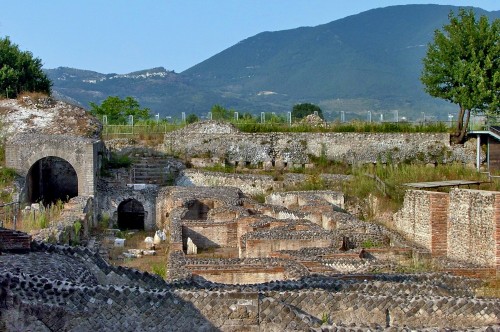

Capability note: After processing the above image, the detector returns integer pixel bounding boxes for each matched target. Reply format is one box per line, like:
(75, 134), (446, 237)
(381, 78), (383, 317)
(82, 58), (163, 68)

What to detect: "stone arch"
(117, 199), (145, 230)
(26, 156), (78, 205)
(5, 135), (102, 200)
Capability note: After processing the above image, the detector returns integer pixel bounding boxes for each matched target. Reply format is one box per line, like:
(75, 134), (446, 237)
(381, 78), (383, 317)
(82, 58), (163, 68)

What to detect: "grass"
(343, 162), (495, 211)
(3, 200), (65, 232)
(108, 231), (169, 279)
(100, 121), (450, 143)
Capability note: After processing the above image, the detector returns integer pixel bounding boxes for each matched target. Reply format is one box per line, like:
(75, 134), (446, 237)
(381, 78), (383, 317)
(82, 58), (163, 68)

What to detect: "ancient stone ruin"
(0, 107), (498, 330)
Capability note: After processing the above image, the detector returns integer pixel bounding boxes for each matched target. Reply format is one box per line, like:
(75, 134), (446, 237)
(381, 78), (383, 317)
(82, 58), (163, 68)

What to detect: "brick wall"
(394, 189), (499, 268)
(0, 228), (31, 252)
(429, 193), (449, 257)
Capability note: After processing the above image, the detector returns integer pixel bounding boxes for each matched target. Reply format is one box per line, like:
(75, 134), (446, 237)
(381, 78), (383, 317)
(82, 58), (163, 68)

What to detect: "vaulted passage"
(27, 157), (78, 205)
(117, 199), (145, 230)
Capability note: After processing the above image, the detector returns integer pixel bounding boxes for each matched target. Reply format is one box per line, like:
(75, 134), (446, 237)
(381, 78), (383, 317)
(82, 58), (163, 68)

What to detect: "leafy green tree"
(89, 96), (151, 124)
(210, 104), (234, 120)
(186, 113), (199, 124)
(292, 103), (324, 120)
(421, 9), (500, 143)
(0, 37), (51, 98)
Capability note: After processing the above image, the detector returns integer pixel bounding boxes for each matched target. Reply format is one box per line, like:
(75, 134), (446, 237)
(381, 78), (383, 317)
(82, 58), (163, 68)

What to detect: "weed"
(361, 239), (382, 248)
(151, 263), (166, 279)
(321, 312), (330, 325)
(251, 193), (266, 203)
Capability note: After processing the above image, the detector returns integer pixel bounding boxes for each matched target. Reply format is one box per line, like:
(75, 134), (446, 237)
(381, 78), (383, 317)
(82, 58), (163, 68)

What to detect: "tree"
(89, 96), (151, 124)
(0, 37), (51, 98)
(210, 104), (234, 120)
(421, 9), (500, 143)
(292, 103), (324, 120)
(186, 113), (199, 124)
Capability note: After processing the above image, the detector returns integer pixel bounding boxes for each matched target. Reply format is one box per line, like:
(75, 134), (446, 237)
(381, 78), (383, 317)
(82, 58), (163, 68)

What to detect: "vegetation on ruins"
(0, 37), (52, 99)
(210, 104), (234, 120)
(421, 9), (500, 143)
(292, 103), (324, 120)
(90, 96), (151, 125)
(185, 113), (199, 124)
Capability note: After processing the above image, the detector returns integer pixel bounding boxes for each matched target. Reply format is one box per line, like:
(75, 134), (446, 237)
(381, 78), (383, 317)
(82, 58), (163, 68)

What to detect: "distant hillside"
(46, 5), (500, 121)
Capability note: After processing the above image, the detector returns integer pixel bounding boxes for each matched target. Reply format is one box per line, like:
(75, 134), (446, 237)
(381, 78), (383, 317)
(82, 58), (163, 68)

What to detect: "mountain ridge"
(45, 4), (500, 120)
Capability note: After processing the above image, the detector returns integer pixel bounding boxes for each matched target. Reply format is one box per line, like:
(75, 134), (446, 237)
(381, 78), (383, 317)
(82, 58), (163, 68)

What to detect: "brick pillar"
(430, 192), (449, 257)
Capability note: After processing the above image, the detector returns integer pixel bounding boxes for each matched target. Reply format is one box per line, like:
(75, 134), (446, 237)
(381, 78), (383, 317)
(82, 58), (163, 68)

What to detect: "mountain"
(45, 5), (500, 121)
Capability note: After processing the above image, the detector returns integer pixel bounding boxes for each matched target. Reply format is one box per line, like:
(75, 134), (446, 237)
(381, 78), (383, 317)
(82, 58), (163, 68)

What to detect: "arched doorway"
(27, 156), (78, 205)
(117, 199), (145, 230)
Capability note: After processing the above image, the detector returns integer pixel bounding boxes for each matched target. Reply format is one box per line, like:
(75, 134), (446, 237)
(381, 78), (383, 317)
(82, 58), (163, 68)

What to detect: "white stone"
(186, 237), (197, 255)
(114, 238), (125, 247)
(128, 249), (143, 255)
(143, 250), (156, 256)
(153, 230), (166, 244)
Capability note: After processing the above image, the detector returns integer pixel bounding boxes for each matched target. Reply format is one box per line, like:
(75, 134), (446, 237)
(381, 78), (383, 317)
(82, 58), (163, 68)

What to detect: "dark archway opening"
(117, 199), (145, 230)
(182, 199), (213, 220)
(27, 156), (78, 205)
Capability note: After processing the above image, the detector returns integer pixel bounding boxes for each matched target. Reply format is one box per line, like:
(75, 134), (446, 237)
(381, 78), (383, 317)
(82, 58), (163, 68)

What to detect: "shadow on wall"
(182, 226), (222, 252)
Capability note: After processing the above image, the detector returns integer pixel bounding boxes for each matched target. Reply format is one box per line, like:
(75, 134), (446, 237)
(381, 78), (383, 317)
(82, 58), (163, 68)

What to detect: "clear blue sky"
(1, 1), (498, 74)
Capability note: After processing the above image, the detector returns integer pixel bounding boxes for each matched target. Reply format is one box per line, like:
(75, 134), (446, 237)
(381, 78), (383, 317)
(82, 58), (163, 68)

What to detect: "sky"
(0, 1), (498, 74)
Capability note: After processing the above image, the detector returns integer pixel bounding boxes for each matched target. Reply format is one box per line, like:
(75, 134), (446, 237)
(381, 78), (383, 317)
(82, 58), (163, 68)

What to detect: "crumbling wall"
(164, 121), (476, 166)
(176, 169), (279, 195)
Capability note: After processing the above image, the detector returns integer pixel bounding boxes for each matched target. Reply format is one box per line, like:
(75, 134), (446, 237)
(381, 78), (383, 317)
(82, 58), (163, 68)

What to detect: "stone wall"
(97, 182), (158, 230)
(266, 191), (344, 210)
(244, 238), (332, 258)
(448, 189), (500, 268)
(5, 133), (103, 198)
(394, 189), (499, 268)
(393, 190), (449, 255)
(176, 169), (279, 196)
(182, 221), (238, 249)
(164, 121), (476, 166)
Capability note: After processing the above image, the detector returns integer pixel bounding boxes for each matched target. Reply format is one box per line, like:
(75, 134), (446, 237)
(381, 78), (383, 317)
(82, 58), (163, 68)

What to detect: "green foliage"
(105, 152), (132, 169)
(73, 220), (82, 239)
(234, 121), (449, 134)
(421, 9), (500, 141)
(151, 263), (166, 279)
(90, 96), (151, 125)
(321, 312), (331, 325)
(361, 239), (382, 249)
(210, 104), (234, 120)
(0, 167), (17, 184)
(292, 103), (323, 120)
(0, 37), (52, 99)
(186, 113), (199, 124)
